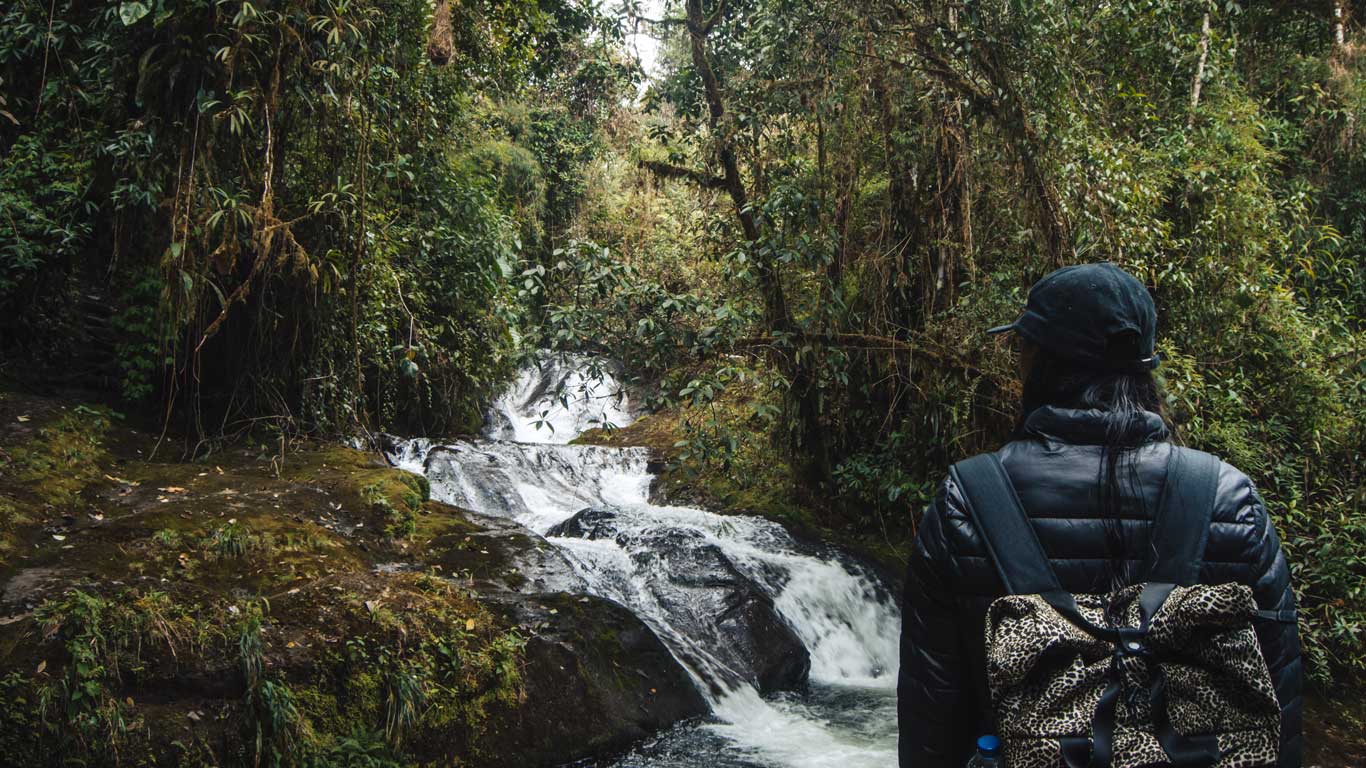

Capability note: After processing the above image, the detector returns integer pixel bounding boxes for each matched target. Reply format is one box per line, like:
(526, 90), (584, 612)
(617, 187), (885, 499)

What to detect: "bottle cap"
(977, 735), (1001, 756)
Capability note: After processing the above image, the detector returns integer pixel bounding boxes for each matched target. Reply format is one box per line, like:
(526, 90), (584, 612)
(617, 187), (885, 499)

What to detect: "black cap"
(988, 262), (1160, 372)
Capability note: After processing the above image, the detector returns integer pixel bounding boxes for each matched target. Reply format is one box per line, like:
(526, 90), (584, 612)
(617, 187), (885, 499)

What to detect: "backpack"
(950, 447), (1289, 768)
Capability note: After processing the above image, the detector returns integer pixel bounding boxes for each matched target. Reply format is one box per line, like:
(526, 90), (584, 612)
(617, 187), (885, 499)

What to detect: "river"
(388, 353), (901, 768)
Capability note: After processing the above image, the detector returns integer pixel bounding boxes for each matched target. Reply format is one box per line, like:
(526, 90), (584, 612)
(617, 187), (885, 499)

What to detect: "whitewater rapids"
(388, 353), (901, 768)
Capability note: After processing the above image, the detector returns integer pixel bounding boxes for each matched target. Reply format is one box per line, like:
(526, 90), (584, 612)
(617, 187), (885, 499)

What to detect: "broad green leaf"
(119, 1), (151, 25)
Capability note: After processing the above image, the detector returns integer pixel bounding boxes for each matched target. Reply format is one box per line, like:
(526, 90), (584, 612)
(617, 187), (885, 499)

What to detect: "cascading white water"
(390, 353), (901, 768)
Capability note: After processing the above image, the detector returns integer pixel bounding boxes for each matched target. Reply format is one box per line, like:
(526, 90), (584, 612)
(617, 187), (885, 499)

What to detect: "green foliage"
(327, 578), (528, 754)
(29, 588), (207, 760)
(301, 728), (403, 768)
(547, 0), (1366, 688)
(462, 139), (547, 220)
(0, 132), (92, 340)
(247, 680), (303, 768)
(0, 0), (621, 439)
(361, 475), (425, 540)
(111, 268), (166, 402)
(209, 520), (253, 559)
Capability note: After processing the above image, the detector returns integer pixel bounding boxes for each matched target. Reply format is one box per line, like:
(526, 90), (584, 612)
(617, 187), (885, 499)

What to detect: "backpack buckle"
(1115, 627), (1150, 658)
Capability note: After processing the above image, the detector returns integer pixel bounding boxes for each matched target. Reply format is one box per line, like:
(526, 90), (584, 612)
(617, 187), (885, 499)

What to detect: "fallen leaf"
(16, 415), (30, 422)
(187, 711), (201, 722)
(125, 697), (134, 707)
(465, 618), (476, 631)
(35, 660), (46, 675)
(51, 534), (65, 542)
(364, 600), (380, 614)
(160, 486), (188, 493)
(286, 641), (297, 648)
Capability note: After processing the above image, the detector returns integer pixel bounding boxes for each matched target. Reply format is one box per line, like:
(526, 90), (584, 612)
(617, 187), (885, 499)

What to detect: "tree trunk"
(684, 0), (789, 334)
(870, 64), (924, 329)
(685, 0), (833, 485)
(1334, 0), (1348, 50)
(1333, 1), (1356, 146)
(929, 93), (967, 314)
(1188, 8), (1212, 130)
(969, 43), (1070, 264)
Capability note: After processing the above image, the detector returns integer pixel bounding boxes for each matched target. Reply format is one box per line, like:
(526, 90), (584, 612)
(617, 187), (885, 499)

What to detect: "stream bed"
(388, 354), (901, 768)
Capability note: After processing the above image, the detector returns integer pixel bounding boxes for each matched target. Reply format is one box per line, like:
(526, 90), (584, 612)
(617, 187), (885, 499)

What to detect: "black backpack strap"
(950, 453), (1061, 596)
(1147, 447), (1221, 586)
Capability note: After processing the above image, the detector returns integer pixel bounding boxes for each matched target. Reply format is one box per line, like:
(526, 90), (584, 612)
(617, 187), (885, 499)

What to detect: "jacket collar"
(1022, 405), (1169, 446)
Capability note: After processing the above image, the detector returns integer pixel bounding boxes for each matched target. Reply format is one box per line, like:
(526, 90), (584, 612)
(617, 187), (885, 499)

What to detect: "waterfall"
(388, 353), (901, 767)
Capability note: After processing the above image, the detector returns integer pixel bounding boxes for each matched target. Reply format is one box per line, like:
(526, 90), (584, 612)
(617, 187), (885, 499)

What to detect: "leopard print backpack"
(950, 448), (1292, 768)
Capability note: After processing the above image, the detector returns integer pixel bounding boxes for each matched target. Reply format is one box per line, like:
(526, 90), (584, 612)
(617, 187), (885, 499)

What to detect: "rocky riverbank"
(0, 390), (705, 766)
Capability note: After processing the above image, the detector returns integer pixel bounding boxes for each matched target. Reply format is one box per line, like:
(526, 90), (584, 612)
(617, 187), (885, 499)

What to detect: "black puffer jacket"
(898, 406), (1302, 768)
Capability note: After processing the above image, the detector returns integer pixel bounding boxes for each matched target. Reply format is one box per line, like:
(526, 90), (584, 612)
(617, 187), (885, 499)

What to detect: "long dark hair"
(1017, 343), (1170, 593)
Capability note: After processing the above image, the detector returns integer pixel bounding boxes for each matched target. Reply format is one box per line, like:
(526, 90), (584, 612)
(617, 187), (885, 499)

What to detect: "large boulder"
(549, 507), (811, 694)
(0, 399), (708, 768)
(478, 592), (708, 765)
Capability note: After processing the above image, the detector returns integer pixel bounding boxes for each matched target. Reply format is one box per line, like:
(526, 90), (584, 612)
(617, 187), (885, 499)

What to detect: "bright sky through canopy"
(624, 0), (665, 85)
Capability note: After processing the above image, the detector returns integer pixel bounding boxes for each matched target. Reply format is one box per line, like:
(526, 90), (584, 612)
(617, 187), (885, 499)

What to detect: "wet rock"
(427, 510), (589, 594)
(549, 507), (811, 693)
(477, 592), (708, 766)
(1, 566), (73, 608)
(547, 505), (619, 539)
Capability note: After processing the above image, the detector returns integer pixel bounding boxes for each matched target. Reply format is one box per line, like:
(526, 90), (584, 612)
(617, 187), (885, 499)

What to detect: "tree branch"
(639, 159), (728, 189)
(702, 0), (730, 33)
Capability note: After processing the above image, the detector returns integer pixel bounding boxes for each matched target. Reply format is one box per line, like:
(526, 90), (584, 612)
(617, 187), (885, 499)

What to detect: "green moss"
(5, 405), (112, 510)
(294, 685), (346, 741)
(0, 415), (537, 766)
(273, 442), (430, 541)
(0, 403), (115, 566)
(0, 496), (25, 563)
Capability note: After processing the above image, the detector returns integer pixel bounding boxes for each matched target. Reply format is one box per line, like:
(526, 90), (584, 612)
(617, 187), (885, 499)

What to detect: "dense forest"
(1, 0), (1364, 765)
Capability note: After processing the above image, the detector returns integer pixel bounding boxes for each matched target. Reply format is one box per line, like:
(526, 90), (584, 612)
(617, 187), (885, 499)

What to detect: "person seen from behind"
(898, 263), (1302, 767)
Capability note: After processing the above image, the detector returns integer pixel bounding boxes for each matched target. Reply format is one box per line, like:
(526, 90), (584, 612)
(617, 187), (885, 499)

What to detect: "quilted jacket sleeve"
(899, 478), (973, 768)
(1223, 467), (1303, 768)
(1249, 496), (1303, 768)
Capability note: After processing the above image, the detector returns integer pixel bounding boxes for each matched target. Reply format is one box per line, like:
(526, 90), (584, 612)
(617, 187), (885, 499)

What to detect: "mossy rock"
(0, 390), (708, 767)
(474, 592), (707, 765)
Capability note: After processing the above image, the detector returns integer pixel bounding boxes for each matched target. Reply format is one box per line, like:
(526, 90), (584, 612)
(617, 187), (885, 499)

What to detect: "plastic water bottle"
(966, 735), (1002, 767)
